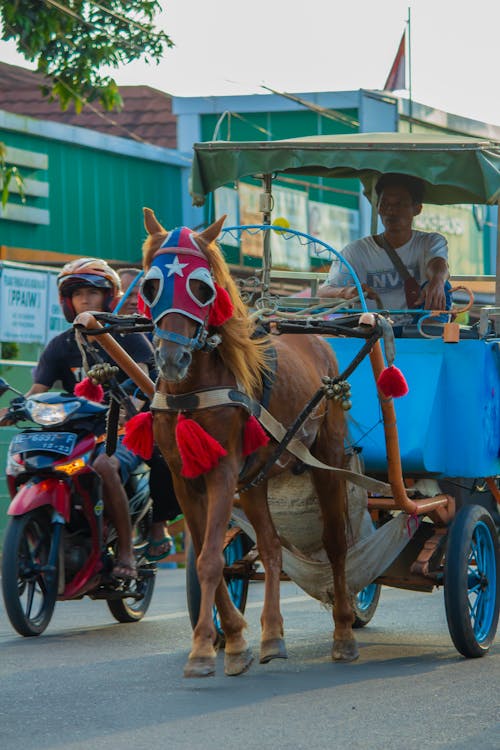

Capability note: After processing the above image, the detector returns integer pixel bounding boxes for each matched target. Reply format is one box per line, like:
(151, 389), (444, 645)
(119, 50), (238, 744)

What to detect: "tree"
(0, 0), (173, 112)
(0, 142), (25, 209)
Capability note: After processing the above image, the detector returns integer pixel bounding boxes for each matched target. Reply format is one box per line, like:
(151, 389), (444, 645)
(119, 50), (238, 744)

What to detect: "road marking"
(145, 594), (312, 622)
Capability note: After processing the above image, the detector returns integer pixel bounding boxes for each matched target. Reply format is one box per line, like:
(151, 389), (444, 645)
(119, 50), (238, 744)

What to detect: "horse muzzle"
(155, 339), (192, 382)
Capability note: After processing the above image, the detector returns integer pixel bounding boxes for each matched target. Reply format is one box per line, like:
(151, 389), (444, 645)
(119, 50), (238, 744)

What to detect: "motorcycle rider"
(1, 258), (155, 580)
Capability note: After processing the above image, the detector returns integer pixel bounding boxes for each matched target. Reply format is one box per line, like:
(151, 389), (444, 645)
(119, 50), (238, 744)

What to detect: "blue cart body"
(330, 336), (500, 479)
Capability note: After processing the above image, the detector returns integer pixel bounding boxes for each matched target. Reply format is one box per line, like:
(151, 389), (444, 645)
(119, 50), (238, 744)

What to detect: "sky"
(2, 0), (500, 127)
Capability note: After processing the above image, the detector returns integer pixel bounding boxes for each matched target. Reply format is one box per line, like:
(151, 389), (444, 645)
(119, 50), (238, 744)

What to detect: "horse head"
(141, 209), (237, 383)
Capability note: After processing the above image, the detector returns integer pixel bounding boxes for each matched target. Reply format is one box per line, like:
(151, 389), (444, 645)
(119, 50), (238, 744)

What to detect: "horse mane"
(142, 216), (268, 398)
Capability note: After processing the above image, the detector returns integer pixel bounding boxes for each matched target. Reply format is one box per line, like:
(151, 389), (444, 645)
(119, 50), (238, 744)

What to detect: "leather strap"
(374, 233), (412, 281)
(151, 388), (394, 495)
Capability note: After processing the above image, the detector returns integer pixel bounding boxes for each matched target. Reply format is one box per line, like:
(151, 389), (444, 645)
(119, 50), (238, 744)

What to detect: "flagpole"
(407, 6), (413, 132)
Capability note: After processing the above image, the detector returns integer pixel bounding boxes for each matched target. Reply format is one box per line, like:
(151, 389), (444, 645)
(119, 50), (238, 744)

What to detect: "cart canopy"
(190, 132), (500, 207)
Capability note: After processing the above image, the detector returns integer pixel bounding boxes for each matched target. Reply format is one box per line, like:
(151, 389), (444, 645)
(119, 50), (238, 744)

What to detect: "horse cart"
(73, 133), (499, 676)
(183, 132), (500, 661)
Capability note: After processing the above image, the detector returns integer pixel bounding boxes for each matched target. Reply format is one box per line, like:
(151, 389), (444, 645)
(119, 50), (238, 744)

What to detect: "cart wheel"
(186, 527), (252, 647)
(352, 582), (381, 628)
(444, 505), (499, 658)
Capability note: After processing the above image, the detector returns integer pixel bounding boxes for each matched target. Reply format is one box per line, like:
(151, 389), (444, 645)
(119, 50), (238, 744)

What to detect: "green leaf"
(1, 0), (174, 111)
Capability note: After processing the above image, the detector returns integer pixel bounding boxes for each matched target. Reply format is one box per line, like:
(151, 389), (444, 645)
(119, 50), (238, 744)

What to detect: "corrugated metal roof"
(0, 62), (177, 149)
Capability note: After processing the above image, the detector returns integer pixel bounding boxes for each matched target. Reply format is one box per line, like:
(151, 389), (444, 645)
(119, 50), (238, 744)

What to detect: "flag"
(384, 31), (406, 91)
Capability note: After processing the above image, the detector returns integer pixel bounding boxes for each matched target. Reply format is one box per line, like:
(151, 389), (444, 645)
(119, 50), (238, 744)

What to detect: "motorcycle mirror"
(0, 378), (23, 398)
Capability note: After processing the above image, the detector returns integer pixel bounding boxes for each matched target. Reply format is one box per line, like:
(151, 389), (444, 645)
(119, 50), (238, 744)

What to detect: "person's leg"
(146, 448), (182, 560)
(92, 450), (136, 576)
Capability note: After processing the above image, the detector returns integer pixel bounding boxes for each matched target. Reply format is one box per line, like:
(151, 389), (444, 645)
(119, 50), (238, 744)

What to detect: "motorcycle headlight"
(6, 452), (24, 477)
(25, 400), (81, 426)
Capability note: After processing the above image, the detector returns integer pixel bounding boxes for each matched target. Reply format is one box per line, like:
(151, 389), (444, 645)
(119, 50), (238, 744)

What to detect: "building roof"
(0, 61), (177, 149)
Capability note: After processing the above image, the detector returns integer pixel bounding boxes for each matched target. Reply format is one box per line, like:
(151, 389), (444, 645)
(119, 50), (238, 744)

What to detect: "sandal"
(145, 534), (173, 562)
(113, 559), (138, 580)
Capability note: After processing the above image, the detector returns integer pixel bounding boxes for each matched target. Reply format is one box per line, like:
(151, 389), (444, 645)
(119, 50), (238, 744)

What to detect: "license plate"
(9, 431), (77, 456)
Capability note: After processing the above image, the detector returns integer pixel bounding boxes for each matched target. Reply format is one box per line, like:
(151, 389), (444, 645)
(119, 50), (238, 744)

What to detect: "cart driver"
(318, 173), (451, 318)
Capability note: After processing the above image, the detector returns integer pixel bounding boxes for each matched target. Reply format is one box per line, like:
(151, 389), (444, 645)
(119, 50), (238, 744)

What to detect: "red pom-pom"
(242, 415), (269, 456)
(175, 413), (227, 478)
(74, 377), (104, 403)
(377, 365), (409, 398)
(123, 411), (154, 460)
(208, 284), (234, 327)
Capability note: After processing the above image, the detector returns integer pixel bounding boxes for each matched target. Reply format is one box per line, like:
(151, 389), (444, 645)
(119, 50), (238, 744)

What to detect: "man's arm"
(317, 283), (358, 300)
(423, 256), (449, 310)
(25, 383), (50, 397)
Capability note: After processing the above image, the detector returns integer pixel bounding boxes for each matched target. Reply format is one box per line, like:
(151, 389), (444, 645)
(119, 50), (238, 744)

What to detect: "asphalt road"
(1, 567), (498, 750)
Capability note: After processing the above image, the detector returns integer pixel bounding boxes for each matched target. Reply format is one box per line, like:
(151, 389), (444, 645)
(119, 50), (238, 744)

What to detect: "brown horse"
(141, 208), (358, 677)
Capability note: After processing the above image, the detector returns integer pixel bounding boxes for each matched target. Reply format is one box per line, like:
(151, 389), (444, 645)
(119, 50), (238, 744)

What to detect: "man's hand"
(0, 406), (15, 426)
(421, 278), (446, 311)
(424, 257), (449, 311)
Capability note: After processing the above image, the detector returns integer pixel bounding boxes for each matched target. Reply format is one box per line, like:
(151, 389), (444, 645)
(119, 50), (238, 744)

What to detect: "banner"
(239, 183), (264, 259)
(308, 201), (359, 260)
(214, 187), (239, 247)
(0, 266), (48, 343)
(0, 263), (69, 345)
(271, 186), (309, 270)
(46, 273), (70, 341)
(414, 204), (483, 275)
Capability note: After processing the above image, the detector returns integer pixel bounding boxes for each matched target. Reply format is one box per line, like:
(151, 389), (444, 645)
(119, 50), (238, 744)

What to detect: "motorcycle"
(0, 373), (156, 637)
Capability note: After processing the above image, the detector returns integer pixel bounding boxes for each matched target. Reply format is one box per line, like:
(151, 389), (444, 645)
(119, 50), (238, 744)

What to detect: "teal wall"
(0, 114), (186, 265)
(200, 107), (360, 211)
(199, 107), (360, 268)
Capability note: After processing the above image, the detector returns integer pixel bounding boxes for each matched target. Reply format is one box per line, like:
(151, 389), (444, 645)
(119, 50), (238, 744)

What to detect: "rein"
(153, 324), (221, 352)
(151, 326), (395, 496)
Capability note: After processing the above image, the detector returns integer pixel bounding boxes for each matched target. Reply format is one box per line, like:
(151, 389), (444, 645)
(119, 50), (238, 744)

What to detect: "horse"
(140, 208), (358, 677)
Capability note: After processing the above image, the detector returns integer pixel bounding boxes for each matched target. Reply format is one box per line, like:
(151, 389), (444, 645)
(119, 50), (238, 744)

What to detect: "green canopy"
(190, 132), (500, 207)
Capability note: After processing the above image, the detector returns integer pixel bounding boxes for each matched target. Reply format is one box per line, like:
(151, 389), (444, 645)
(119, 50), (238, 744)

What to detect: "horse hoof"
(183, 656), (216, 678)
(224, 648), (254, 676)
(332, 639), (359, 662)
(260, 638), (288, 664)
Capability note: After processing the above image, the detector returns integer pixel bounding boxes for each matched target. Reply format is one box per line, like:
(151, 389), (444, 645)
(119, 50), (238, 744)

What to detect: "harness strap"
(151, 388), (393, 496)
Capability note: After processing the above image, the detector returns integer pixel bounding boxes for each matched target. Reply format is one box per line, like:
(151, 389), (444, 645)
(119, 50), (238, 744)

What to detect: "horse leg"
(184, 470), (252, 678)
(311, 466), (359, 662)
(238, 484), (287, 664)
(213, 580), (253, 677)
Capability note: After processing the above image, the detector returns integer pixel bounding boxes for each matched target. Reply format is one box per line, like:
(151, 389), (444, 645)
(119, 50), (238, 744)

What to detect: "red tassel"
(377, 365), (409, 398)
(74, 377), (104, 403)
(175, 413), (227, 478)
(123, 411), (154, 460)
(208, 284), (234, 327)
(242, 415), (269, 456)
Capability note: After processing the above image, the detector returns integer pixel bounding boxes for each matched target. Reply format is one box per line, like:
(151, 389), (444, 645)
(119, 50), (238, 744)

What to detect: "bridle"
(141, 230), (223, 355)
(153, 324), (221, 353)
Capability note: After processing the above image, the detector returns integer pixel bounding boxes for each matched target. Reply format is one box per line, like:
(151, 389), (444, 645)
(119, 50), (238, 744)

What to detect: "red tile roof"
(0, 62), (177, 149)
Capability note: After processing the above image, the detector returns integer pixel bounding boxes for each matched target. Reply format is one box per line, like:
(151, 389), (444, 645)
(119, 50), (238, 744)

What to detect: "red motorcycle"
(0, 374), (156, 637)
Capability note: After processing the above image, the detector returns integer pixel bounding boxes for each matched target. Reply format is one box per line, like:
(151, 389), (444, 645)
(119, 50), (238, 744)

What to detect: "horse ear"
(143, 207), (165, 236)
(198, 215), (227, 245)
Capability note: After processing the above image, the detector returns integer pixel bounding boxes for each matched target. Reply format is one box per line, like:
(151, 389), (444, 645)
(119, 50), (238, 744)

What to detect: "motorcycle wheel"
(106, 518), (156, 623)
(1, 509), (58, 636)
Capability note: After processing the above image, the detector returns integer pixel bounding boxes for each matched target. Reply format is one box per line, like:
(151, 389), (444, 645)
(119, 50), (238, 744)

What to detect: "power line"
(261, 85), (359, 129)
